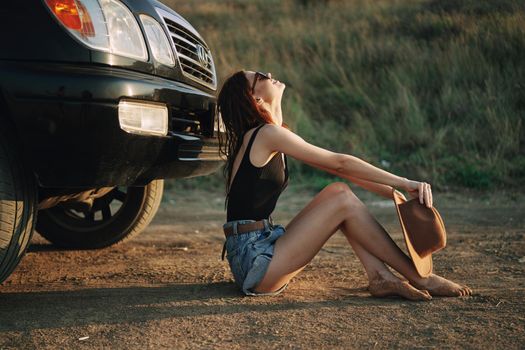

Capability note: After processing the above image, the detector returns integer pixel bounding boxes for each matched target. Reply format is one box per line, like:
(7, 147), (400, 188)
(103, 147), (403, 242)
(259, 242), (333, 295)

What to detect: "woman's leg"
(253, 182), (423, 296)
(333, 185), (471, 297)
(281, 183), (393, 281)
(254, 182), (471, 297)
(343, 235), (433, 299)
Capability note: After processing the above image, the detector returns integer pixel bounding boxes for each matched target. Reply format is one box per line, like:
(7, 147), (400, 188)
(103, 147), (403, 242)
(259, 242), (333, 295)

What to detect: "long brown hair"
(217, 70), (289, 210)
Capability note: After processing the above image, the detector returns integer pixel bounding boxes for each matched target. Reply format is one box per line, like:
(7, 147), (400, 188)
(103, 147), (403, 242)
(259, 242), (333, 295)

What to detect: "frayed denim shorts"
(222, 219), (288, 296)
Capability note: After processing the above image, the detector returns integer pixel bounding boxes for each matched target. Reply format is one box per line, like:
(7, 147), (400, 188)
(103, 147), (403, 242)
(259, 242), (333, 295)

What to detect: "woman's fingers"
(417, 182), (433, 208)
(409, 180), (433, 207)
(423, 182), (432, 208)
(427, 183), (433, 208)
(425, 183), (430, 208)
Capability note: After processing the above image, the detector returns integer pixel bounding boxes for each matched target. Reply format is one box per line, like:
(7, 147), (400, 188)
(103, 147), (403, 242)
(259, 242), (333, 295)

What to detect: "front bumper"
(0, 61), (224, 188)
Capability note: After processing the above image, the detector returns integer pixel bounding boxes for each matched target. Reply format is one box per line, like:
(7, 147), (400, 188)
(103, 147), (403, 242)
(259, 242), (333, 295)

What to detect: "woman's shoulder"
(258, 123), (296, 138)
(257, 124), (302, 148)
(244, 123), (279, 142)
(255, 123), (341, 170)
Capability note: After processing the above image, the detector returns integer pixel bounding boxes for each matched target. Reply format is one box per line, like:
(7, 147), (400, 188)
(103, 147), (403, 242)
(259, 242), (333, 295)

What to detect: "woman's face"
(245, 71), (285, 104)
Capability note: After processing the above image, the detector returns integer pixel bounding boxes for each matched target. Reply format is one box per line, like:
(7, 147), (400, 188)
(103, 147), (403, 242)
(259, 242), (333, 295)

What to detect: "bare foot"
(412, 274), (472, 297)
(367, 275), (432, 301)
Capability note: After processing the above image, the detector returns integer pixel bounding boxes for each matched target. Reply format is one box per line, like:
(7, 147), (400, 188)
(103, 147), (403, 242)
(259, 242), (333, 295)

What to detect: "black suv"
(0, 0), (224, 283)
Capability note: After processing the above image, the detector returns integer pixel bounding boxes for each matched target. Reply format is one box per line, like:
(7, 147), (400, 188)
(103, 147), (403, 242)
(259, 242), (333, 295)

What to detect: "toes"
(417, 275), (472, 297)
(458, 285), (472, 296)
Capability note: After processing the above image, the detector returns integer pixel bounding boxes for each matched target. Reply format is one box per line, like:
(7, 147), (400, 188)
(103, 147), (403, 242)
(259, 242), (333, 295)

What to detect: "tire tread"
(0, 126), (37, 283)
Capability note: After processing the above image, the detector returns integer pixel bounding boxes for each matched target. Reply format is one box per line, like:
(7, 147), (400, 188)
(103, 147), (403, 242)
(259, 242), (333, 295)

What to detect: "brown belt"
(223, 219), (270, 237)
(221, 218), (273, 260)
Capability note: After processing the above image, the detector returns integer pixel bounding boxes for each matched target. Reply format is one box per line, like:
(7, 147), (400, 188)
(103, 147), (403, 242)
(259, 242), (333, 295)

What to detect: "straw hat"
(392, 188), (447, 277)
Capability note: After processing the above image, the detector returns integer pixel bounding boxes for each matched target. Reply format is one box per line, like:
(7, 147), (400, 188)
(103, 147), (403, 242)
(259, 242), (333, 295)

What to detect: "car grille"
(170, 105), (216, 138)
(162, 17), (216, 90)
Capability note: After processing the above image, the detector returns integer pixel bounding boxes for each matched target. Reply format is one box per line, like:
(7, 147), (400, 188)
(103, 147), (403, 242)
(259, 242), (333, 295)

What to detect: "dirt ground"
(0, 184), (524, 349)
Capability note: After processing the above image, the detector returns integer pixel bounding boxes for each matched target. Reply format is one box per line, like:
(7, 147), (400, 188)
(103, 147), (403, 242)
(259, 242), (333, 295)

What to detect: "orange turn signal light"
(45, 0), (82, 30)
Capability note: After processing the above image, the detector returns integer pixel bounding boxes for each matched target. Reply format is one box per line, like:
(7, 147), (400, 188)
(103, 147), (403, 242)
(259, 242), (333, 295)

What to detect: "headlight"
(101, 0), (147, 61)
(139, 15), (175, 67)
(45, 0), (147, 61)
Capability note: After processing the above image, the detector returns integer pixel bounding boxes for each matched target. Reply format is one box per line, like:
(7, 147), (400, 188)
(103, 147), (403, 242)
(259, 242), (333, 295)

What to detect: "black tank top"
(226, 124), (289, 221)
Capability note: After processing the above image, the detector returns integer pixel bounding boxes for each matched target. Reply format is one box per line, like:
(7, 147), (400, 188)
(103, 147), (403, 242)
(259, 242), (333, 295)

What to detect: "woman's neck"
(267, 101), (283, 126)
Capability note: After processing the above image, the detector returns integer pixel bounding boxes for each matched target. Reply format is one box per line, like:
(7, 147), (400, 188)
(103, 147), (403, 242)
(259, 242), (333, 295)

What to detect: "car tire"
(0, 126), (38, 284)
(36, 179), (164, 249)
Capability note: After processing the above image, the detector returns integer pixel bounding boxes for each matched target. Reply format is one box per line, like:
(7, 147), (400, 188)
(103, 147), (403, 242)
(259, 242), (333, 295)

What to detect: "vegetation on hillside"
(162, 0), (525, 192)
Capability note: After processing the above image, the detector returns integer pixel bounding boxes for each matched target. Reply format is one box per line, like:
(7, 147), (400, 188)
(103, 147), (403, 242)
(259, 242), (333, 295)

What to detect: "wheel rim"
(44, 186), (138, 232)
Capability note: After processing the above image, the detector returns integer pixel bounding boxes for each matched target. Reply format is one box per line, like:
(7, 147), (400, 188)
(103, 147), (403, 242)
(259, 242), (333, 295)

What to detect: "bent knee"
(321, 182), (362, 214)
(318, 182), (359, 210)
(323, 182), (354, 196)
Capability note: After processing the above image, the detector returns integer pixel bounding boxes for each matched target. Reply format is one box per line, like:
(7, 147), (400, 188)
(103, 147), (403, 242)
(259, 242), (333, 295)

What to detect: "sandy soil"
(0, 185), (524, 349)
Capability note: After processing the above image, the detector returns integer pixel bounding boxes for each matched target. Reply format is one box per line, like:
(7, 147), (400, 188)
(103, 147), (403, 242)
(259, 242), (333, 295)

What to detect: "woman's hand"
(404, 179), (433, 208)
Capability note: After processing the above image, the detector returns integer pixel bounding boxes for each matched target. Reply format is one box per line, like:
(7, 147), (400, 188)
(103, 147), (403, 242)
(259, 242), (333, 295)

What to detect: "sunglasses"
(251, 71), (272, 94)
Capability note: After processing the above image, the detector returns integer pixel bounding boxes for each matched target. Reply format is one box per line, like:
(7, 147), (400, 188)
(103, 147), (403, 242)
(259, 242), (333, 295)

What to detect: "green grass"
(160, 0), (525, 193)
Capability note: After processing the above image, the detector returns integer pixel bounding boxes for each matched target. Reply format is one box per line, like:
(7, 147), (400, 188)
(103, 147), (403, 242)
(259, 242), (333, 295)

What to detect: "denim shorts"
(222, 219), (289, 296)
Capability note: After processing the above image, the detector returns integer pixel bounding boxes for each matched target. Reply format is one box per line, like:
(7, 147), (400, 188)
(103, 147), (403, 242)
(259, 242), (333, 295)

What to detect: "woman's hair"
(217, 70), (288, 209)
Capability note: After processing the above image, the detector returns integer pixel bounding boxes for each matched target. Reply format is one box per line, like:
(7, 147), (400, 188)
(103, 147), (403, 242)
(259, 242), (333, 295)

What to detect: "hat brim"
(393, 192), (432, 278)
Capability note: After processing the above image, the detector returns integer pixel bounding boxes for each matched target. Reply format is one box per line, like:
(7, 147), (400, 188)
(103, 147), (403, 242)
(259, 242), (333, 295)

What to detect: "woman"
(217, 70), (472, 300)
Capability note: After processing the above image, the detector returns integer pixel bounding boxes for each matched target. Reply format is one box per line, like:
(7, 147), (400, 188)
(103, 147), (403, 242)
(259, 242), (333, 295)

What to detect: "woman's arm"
(261, 124), (408, 189)
(301, 159), (402, 199)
